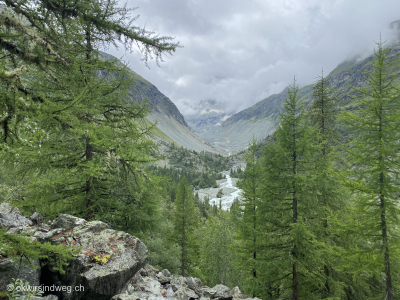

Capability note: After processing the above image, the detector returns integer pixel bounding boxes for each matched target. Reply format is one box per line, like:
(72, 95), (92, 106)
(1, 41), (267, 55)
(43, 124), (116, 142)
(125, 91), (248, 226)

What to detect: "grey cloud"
(109, 0), (400, 116)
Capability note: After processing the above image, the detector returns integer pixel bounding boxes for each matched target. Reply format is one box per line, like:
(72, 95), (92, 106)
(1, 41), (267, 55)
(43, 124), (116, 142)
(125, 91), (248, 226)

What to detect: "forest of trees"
(1, 1), (400, 300)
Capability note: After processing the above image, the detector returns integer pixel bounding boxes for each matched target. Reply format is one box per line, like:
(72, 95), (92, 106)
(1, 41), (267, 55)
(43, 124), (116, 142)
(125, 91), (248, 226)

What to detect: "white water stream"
(196, 172), (243, 211)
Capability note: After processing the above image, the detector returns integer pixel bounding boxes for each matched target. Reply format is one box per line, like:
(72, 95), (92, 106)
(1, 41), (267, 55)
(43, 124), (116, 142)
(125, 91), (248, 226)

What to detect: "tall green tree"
(308, 71), (348, 298)
(0, 0), (181, 224)
(173, 176), (196, 276)
(339, 40), (400, 300)
(259, 78), (322, 300)
(234, 137), (262, 297)
(196, 211), (243, 289)
(0, 0), (180, 144)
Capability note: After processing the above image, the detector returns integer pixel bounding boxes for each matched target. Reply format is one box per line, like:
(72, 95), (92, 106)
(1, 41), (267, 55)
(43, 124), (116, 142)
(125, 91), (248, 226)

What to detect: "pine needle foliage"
(258, 78), (323, 300)
(234, 136), (263, 297)
(0, 0), (180, 144)
(338, 39), (400, 300)
(0, 228), (79, 274)
(308, 72), (348, 298)
(173, 176), (196, 276)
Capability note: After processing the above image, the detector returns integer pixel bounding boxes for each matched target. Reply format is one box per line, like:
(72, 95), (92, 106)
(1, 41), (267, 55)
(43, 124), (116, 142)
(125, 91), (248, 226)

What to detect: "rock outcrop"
(1, 204), (148, 300)
(1, 203), (260, 300)
(45, 217), (148, 300)
(112, 264), (260, 300)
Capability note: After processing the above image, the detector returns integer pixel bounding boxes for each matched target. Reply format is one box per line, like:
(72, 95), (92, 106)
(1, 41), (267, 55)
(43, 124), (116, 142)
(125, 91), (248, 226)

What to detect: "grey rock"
(0, 212), (33, 228)
(158, 275), (171, 284)
(51, 214), (86, 230)
(111, 292), (147, 300)
(192, 278), (202, 289)
(11, 207), (22, 215)
(0, 258), (40, 292)
(111, 291), (173, 300)
(47, 220), (148, 300)
(231, 287), (249, 300)
(6, 225), (29, 234)
(170, 275), (186, 287)
(162, 269), (171, 277)
(201, 285), (232, 300)
(136, 277), (163, 295)
(185, 277), (202, 292)
(33, 228), (64, 243)
(166, 287), (175, 297)
(139, 264), (159, 278)
(30, 212), (44, 225)
(38, 225), (50, 232)
(31, 295), (59, 300)
(174, 287), (199, 300)
(171, 284), (178, 292)
(0, 202), (12, 214)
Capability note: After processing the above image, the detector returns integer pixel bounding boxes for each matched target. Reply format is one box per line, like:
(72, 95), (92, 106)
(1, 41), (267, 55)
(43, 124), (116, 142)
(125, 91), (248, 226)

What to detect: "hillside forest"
(0, 1), (400, 300)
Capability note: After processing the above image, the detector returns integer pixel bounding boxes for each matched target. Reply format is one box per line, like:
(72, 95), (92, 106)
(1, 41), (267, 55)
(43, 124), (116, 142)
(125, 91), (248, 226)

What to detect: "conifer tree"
(234, 137), (262, 297)
(0, 0), (180, 144)
(308, 71), (347, 298)
(339, 40), (400, 300)
(0, 0), (181, 225)
(173, 176), (195, 276)
(259, 78), (321, 299)
(197, 212), (242, 288)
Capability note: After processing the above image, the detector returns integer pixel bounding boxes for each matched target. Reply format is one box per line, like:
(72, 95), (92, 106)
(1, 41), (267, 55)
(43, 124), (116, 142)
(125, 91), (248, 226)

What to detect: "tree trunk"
(85, 136), (94, 220)
(379, 99), (393, 300)
(293, 262), (299, 300)
(182, 188), (186, 276)
(182, 226), (185, 276)
(380, 180), (393, 300)
(292, 134), (299, 300)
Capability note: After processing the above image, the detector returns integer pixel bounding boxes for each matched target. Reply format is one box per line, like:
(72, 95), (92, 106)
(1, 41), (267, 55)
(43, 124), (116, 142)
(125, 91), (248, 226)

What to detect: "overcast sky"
(109, 0), (400, 116)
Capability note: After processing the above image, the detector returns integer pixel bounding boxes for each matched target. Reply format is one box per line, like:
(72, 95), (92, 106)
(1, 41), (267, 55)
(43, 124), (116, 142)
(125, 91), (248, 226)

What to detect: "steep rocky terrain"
(101, 52), (223, 154)
(191, 42), (400, 153)
(128, 72), (225, 154)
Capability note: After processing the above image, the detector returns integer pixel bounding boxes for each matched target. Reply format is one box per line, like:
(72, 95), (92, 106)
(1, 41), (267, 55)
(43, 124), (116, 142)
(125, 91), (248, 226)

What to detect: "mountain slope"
(199, 42), (400, 152)
(100, 52), (222, 154)
(129, 72), (223, 154)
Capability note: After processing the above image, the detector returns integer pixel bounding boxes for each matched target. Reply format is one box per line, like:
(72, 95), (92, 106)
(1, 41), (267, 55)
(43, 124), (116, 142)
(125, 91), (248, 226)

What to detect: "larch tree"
(197, 211), (242, 288)
(0, 0), (180, 144)
(308, 71), (348, 298)
(339, 40), (400, 300)
(173, 176), (196, 276)
(0, 0), (180, 225)
(259, 78), (322, 300)
(234, 136), (262, 298)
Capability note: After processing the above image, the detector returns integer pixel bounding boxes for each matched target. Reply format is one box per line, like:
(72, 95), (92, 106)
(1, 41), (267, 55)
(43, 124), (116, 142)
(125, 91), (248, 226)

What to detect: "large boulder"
(44, 220), (148, 300)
